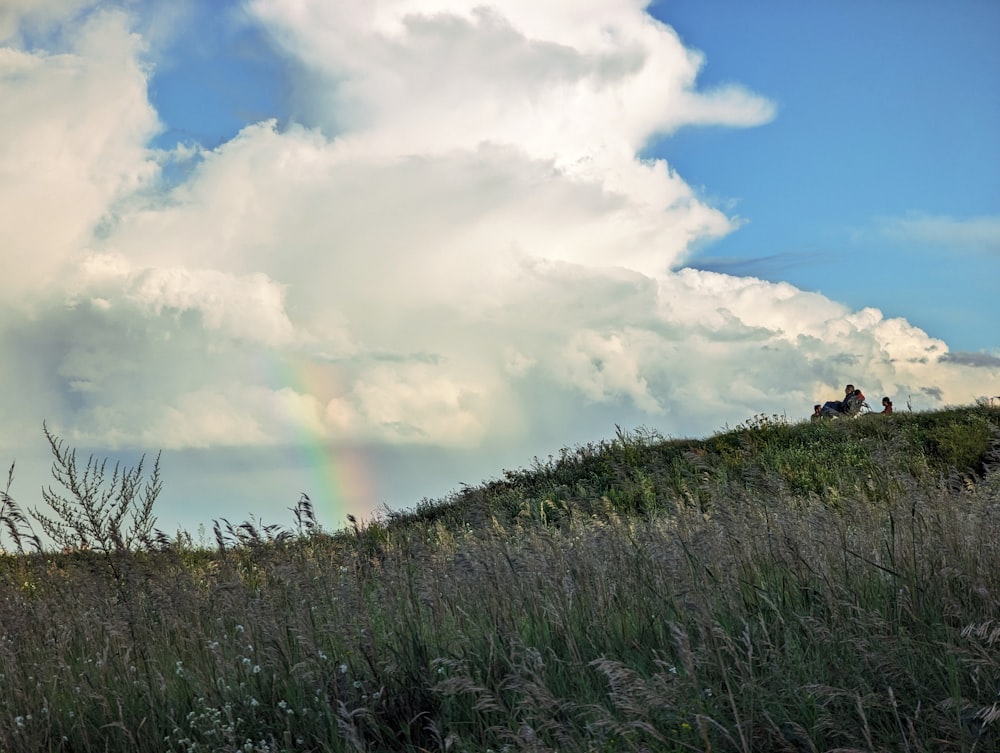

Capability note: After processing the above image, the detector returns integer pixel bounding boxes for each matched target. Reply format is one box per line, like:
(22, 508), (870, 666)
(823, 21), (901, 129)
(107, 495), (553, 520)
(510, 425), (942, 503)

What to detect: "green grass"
(0, 405), (998, 751)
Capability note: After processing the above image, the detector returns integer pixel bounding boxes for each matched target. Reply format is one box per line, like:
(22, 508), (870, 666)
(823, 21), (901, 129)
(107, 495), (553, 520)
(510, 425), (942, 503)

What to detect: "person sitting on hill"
(880, 396), (893, 414)
(820, 384), (866, 417)
(822, 384), (857, 416)
(811, 404), (823, 421)
(843, 386), (865, 415)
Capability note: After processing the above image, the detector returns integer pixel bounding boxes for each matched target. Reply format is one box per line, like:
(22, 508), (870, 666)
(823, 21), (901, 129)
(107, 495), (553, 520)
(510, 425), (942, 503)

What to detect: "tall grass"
(0, 406), (998, 752)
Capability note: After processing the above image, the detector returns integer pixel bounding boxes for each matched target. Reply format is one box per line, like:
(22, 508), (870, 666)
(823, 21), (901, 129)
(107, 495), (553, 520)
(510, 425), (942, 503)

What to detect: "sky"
(1, 0), (998, 540)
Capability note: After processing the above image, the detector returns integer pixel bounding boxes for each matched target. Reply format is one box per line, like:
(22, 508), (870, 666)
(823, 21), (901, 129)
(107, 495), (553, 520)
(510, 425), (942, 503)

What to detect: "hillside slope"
(386, 403), (1000, 533)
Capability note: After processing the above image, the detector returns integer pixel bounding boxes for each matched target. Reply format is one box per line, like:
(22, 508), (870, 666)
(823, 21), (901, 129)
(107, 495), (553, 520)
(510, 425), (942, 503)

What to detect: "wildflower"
(14, 716), (24, 728)
(339, 663), (347, 674)
(235, 624), (245, 633)
(253, 665), (261, 674)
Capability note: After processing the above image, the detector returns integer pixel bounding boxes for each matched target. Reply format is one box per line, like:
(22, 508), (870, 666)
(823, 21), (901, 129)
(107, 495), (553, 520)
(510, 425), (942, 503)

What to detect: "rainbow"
(299, 440), (375, 530)
(266, 351), (376, 530)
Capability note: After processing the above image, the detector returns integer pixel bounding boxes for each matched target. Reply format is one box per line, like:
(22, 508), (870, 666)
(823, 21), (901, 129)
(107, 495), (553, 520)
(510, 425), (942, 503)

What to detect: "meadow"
(1, 405), (998, 752)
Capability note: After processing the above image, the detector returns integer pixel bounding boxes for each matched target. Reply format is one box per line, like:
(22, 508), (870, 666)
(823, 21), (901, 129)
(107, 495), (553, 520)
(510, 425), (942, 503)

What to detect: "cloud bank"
(1, 1), (996, 506)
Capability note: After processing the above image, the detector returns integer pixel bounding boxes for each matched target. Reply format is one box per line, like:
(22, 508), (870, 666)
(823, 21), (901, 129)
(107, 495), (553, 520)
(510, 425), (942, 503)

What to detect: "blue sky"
(1, 1), (998, 538)
(655, 0), (1000, 351)
(147, 2), (291, 150)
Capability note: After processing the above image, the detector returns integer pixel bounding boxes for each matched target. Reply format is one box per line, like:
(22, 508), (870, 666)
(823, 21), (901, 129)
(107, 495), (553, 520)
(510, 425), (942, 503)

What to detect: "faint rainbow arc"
(267, 353), (375, 530)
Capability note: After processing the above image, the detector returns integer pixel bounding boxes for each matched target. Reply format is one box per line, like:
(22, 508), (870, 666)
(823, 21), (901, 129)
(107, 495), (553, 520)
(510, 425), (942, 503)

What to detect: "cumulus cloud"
(250, 0), (776, 149)
(0, 8), (158, 301)
(0, 0), (996, 480)
(127, 267), (297, 346)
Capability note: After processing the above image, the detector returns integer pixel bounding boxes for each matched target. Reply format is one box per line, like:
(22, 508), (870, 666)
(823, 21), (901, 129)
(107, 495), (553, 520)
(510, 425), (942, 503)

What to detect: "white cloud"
(556, 328), (663, 413)
(0, 0), (996, 522)
(348, 363), (495, 445)
(74, 249), (305, 348)
(0, 7), (158, 301)
(127, 267), (297, 347)
(249, 0), (774, 171)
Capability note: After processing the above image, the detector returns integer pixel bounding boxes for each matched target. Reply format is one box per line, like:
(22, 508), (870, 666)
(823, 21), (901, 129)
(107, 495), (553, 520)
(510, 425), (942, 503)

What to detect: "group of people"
(811, 383), (893, 420)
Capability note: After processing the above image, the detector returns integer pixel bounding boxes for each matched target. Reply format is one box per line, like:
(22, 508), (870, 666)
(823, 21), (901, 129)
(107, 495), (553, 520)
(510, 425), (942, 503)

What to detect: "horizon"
(1, 0), (998, 535)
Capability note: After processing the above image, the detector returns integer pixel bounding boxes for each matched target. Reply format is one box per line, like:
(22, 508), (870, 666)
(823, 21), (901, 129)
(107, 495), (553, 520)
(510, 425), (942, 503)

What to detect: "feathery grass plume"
(0, 462), (41, 553)
(212, 511), (305, 554)
(291, 492), (318, 535)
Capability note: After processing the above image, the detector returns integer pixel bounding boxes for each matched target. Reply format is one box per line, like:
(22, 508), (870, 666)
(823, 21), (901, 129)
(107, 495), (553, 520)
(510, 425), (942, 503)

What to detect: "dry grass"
(0, 407), (998, 751)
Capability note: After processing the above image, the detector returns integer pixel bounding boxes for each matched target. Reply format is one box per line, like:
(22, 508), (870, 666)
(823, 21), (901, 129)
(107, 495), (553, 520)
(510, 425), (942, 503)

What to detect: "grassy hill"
(1, 405), (998, 752)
